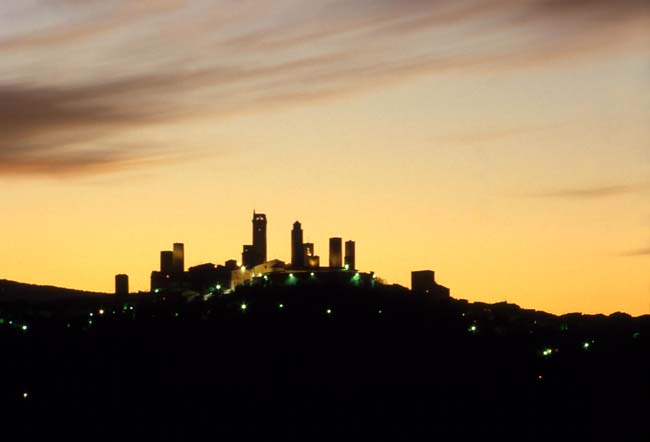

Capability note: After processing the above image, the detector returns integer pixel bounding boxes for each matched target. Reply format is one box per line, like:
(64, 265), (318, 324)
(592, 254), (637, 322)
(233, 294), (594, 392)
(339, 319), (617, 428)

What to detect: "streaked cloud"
(0, 0), (648, 176)
(620, 247), (650, 257)
(533, 184), (648, 199)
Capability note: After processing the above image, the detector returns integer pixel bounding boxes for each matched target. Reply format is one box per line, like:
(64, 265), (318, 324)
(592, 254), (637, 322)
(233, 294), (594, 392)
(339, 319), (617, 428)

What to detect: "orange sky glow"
(1, 0), (648, 315)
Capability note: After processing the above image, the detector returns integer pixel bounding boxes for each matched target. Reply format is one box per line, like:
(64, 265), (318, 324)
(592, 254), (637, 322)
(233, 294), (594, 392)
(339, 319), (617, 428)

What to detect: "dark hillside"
(1, 282), (647, 441)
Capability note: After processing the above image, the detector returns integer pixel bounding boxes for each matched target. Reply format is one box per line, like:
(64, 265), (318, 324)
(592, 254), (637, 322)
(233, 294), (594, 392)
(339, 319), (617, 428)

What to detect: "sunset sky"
(1, 0), (648, 315)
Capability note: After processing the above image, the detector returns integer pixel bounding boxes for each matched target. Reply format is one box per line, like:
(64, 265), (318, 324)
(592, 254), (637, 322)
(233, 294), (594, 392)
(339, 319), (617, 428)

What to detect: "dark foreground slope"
(0, 279), (107, 302)
(1, 283), (648, 441)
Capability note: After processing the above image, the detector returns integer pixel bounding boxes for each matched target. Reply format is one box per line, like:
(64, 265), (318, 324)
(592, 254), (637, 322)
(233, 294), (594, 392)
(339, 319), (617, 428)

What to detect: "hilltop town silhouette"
(0, 212), (647, 441)
(145, 211), (449, 299)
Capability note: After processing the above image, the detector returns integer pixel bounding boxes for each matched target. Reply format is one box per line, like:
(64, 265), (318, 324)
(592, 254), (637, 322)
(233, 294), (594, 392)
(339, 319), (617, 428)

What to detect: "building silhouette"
(241, 245), (255, 269)
(242, 211), (267, 268)
(345, 240), (356, 271)
(151, 243), (237, 295)
(229, 219), (371, 289)
(411, 270), (450, 298)
(291, 221), (304, 268)
(329, 237), (343, 269)
(145, 211), (451, 299)
(160, 251), (173, 274)
(115, 274), (129, 296)
(172, 243), (184, 273)
(303, 242), (321, 268)
(252, 212), (267, 264)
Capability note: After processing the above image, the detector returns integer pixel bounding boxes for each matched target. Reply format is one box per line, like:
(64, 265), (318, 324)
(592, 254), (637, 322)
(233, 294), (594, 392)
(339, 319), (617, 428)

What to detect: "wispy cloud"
(534, 184), (648, 199)
(0, 0), (647, 176)
(620, 247), (650, 257)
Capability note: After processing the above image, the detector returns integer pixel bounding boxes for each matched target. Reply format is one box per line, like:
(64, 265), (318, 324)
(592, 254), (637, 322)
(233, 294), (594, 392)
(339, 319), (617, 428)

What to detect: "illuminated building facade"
(302, 243), (320, 268)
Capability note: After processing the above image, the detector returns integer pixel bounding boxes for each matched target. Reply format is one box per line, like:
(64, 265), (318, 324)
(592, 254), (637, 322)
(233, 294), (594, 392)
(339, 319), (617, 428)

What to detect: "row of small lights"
(83, 305), (136, 327)
(0, 318), (29, 332)
(239, 302), (384, 317)
(467, 322), (596, 356)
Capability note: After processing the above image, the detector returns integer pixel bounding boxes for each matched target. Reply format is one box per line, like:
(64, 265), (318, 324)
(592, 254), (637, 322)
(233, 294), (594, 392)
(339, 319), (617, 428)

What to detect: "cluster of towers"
(144, 212), (366, 295)
(237, 212), (357, 272)
(290, 222), (355, 271)
(122, 210), (448, 298)
(160, 243), (185, 275)
(150, 241), (238, 295)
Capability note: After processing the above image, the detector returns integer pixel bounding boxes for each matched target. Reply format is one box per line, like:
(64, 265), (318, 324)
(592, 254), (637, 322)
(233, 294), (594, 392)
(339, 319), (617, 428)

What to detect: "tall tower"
(172, 243), (184, 273)
(160, 251), (173, 274)
(115, 274), (129, 296)
(252, 211), (267, 265)
(329, 237), (343, 268)
(344, 240), (356, 270)
(291, 221), (304, 268)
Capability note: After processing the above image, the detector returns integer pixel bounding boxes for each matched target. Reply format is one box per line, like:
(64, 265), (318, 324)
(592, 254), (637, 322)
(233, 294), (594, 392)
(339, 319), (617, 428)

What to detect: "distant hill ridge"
(0, 279), (108, 302)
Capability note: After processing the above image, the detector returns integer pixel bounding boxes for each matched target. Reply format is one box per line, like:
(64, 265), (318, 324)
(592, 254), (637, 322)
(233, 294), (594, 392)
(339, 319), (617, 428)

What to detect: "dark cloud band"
(0, 0), (647, 176)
